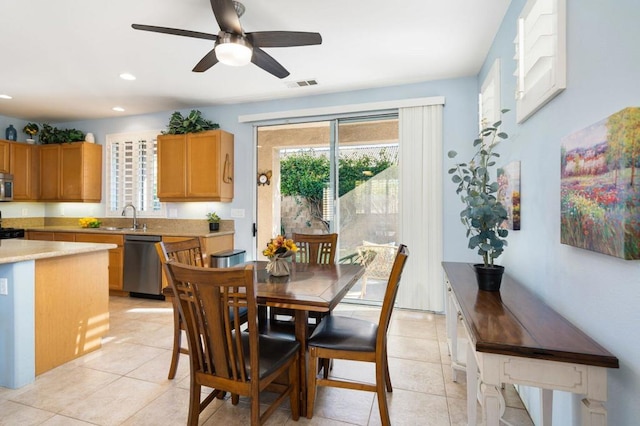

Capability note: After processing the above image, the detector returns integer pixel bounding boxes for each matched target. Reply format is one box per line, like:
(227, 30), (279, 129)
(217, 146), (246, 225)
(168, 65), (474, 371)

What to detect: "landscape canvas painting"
(560, 107), (640, 259)
(497, 161), (521, 230)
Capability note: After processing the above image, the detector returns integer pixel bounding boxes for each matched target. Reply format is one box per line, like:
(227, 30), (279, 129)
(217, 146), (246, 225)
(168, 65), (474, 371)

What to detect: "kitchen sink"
(102, 226), (137, 231)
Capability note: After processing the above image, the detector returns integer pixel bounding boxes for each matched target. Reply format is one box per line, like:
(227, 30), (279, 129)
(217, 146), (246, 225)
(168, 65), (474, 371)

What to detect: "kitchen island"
(0, 239), (116, 389)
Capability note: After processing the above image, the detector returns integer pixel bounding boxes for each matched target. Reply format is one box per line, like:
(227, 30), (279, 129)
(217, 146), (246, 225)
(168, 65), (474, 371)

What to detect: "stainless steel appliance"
(0, 173), (14, 201)
(123, 234), (163, 299)
(0, 227), (24, 239)
(211, 249), (246, 268)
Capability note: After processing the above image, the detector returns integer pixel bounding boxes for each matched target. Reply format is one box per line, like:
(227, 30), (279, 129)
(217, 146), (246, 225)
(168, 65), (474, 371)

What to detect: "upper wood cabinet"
(39, 142), (102, 202)
(157, 130), (234, 202)
(0, 140), (10, 173)
(10, 143), (39, 201)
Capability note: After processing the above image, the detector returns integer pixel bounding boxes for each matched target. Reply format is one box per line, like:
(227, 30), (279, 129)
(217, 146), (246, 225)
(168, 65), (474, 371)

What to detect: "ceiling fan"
(132, 0), (322, 79)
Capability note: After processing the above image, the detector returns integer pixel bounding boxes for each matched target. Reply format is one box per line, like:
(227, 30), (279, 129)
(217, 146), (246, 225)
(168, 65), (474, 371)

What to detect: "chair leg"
(251, 390), (260, 426)
(187, 382), (201, 426)
(375, 360), (391, 426)
(168, 304), (182, 379)
(307, 348), (319, 419)
(289, 356), (300, 420)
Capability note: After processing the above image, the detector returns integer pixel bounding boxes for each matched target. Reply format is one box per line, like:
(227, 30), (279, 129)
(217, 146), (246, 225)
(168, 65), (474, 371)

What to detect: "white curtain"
(397, 105), (444, 312)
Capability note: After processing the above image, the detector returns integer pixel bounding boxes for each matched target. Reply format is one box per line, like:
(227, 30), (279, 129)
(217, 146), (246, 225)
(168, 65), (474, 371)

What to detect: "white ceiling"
(0, 0), (510, 123)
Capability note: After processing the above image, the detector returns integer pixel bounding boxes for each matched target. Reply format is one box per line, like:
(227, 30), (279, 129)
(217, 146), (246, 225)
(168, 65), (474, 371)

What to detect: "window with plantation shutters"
(479, 59), (501, 131)
(514, 0), (566, 123)
(105, 131), (164, 217)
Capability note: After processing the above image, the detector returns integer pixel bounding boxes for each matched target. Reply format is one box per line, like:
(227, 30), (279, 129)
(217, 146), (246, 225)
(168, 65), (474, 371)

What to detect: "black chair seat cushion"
(308, 315), (378, 352)
(239, 332), (300, 380)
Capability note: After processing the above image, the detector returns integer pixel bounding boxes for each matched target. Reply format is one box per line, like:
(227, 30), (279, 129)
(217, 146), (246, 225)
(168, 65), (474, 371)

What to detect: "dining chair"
(269, 232), (338, 326)
(155, 238), (248, 379)
(306, 244), (409, 426)
(164, 261), (300, 426)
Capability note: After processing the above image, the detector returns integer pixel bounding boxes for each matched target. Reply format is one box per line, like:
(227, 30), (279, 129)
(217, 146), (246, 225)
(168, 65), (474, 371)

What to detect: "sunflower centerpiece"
(263, 235), (298, 276)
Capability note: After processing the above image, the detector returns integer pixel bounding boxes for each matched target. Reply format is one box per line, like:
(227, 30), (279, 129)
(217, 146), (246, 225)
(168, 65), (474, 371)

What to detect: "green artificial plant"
(39, 123), (85, 144)
(164, 110), (220, 134)
(448, 109), (510, 267)
(206, 212), (221, 223)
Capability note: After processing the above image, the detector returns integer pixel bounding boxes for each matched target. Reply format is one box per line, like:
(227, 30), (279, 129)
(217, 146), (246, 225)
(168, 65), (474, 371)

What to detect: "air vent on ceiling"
(285, 79), (319, 88)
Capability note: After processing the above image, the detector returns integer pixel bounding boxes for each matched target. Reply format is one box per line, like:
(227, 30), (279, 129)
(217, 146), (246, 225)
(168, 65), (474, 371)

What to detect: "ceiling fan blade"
(252, 48), (289, 79)
(210, 0), (243, 34)
(247, 31), (322, 48)
(192, 48), (219, 72)
(131, 24), (217, 41)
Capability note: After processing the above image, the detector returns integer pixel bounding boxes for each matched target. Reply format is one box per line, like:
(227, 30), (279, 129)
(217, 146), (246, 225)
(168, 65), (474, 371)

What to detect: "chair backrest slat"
(156, 237), (206, 267)
(293, 233), (338, 265)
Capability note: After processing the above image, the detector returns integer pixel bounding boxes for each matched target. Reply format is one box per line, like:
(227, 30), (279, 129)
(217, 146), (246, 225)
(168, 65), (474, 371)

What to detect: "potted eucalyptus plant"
(448, 109), (510, 291)
(206, 212), (221, 232)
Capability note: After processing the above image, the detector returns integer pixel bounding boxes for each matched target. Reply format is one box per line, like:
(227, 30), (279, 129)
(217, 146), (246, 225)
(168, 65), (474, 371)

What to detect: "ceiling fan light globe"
(215, 34), (252, 66)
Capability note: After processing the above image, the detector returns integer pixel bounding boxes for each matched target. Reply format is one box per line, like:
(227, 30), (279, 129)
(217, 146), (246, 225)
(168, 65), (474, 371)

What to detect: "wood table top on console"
(442, 262), (618, 368)
(442, 261), (619, 426)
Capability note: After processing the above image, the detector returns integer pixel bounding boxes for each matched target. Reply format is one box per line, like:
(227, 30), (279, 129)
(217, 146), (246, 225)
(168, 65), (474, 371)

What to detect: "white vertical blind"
(105, 131), (163, 216)
(514, 0), (566, 123)
(397, 104), (444, 312)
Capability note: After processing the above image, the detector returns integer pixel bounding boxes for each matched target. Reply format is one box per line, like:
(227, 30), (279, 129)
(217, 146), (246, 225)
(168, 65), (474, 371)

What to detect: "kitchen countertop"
(25, 226), (234, 238)
(0, 239), (117, 264)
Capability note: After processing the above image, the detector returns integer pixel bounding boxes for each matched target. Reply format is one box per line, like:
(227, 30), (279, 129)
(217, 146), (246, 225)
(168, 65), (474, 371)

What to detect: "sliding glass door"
(256, 115), (399, 304)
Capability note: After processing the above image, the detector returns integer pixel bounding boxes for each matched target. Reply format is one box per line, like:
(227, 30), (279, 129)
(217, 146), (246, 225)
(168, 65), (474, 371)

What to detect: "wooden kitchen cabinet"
(10, 142), (39, 201)
(0, 140), (10, 173)
(27, 231), (124, 293)
(157, 130), (234, 202)
(75, 233), (124, 292)
(38, 142), (102, 202)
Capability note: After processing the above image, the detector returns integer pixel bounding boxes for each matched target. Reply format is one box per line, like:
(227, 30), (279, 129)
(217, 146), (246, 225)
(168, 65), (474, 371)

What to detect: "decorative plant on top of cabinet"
(157, 129), (234, 202)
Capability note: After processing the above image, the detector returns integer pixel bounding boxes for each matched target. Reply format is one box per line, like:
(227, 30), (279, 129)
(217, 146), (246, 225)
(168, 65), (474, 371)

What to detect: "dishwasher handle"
(125, 234), (162, 242)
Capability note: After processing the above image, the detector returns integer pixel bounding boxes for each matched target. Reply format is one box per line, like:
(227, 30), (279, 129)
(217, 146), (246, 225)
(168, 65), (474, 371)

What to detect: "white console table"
(443, 262), (619, 426)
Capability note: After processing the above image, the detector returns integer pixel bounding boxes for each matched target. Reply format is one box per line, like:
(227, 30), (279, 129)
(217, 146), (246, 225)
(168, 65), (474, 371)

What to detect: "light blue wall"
(472, 0), (640, 424)
(0, 261), (36, 389)
(43, 77), (478, 257)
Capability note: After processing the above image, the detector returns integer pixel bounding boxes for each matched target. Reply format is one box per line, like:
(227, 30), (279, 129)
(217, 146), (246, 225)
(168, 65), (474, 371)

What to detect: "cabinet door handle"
(223, 153), (233, 183)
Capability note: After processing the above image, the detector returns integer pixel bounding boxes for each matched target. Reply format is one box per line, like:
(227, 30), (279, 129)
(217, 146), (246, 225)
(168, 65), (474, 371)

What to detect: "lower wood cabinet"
(26, 231), (232, 295)
(27, 231), (124, 293)
(75, 233), (124, 292)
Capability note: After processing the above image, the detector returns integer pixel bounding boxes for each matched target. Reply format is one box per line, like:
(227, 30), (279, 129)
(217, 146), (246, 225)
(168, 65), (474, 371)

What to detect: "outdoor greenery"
(280, 149), (395, 230)
(163, 110), (219, 134)
(448, 110), (510, 267)
(39, 123), (85, 144)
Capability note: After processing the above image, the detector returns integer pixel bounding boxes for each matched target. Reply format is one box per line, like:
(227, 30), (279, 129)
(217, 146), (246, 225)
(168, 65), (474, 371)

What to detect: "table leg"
(466, 340), (478, 426)
(294, 310), (309, 417)
(541, 388), (553, 425)
(581, 398), (607, 426)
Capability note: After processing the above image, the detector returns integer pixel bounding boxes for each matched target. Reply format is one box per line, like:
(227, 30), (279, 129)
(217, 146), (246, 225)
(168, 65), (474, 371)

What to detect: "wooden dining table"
(250, 260), (366, 416)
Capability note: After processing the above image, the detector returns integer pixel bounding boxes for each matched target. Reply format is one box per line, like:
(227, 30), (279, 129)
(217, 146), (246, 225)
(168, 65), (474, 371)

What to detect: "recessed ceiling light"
(119, 73), (136, 81)
(112, 106), (125, 112)
(0, 94), (12, 100)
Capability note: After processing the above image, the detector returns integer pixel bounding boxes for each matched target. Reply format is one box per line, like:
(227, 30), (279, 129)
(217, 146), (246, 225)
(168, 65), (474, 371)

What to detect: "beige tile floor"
(0, 296), (534, 425)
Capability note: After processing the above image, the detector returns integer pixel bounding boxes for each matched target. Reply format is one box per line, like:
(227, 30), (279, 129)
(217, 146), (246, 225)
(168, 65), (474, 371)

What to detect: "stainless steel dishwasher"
(123, 234), (163, 299)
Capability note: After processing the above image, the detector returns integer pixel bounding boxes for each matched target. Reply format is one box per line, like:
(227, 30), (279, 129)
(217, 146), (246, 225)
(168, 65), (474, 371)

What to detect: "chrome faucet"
(121, 203), (138, 230)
